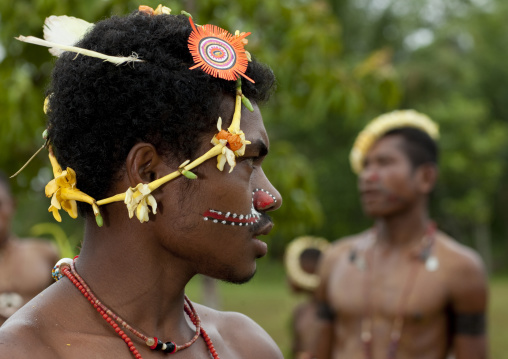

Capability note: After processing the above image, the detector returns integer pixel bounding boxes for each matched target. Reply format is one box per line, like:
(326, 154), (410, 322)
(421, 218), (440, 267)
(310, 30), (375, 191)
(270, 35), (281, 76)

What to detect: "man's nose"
(253, 188), (281, 212)
(360, 166), (380, 183)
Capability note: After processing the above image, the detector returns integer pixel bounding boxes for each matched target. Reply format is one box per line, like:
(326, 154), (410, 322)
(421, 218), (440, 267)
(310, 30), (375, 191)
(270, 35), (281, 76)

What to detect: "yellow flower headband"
(349, 109), (439, 174)
(14, 5), (256, 227)
(284, 236), (329, 292)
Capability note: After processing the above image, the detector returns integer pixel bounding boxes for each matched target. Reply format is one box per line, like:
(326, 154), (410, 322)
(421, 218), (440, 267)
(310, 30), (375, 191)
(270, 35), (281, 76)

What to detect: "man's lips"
(360, 188), (386, 202)
(253, 221), (273, 237)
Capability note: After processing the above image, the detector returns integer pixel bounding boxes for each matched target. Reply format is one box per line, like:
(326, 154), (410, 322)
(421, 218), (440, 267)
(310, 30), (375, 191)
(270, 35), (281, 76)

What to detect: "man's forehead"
(366, 135), (406, 158)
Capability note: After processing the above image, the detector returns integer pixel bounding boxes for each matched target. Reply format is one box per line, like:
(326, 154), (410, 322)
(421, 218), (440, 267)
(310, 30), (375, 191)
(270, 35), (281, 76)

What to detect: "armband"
(316, 301), (336, 321)
(452, 312), (485, 336)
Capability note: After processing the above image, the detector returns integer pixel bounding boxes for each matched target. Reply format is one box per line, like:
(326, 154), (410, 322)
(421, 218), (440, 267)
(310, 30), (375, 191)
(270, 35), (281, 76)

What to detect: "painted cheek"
(202, 209), (261, 226)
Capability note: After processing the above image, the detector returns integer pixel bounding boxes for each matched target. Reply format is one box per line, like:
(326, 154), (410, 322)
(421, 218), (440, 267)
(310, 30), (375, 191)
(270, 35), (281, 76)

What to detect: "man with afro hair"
(0, 6), (283, 359)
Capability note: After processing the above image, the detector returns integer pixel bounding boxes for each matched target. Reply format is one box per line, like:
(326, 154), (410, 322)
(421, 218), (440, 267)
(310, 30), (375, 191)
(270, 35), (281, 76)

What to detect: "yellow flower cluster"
(45, 148), (100, 223)
(349, 109), (439, 174)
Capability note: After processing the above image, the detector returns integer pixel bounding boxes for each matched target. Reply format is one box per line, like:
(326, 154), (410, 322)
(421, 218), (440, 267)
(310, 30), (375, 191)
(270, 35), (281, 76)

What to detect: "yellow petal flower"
(154, 4), (171, 15)
(49, 205), (62, 222)
(217, 153), (227, 171)
(48, 149), (63, 178)
(48, 190), (62, 222)
(136, 198), (149, 223)
(45, 179), (59, 197)
(217, 147), (236, 173)
(124, 183), (157, 223)
(45, 149), (98, 222)
(50, 191), (62, 210)
(146, 194), (157, 215)
(61, 198), (78, 219)
(124, 187), (136, 218)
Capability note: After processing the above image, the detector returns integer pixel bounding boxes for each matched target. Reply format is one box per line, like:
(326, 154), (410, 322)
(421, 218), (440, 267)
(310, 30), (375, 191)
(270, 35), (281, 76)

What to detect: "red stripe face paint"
(202, 188), (276, 227)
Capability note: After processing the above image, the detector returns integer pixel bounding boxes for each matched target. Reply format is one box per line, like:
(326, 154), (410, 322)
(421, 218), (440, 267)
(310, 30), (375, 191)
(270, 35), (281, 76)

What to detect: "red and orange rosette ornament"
(187, 17), (254, 83)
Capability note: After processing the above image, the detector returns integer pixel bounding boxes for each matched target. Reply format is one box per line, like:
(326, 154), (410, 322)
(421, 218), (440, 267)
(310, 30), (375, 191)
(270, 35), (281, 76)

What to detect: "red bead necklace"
(61, 260), (220, 359)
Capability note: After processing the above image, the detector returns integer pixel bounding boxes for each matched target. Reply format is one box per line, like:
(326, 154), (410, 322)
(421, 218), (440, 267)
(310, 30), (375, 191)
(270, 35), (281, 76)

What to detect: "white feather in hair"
(15, 35), (144, 65)
(43, 15), (94, 56)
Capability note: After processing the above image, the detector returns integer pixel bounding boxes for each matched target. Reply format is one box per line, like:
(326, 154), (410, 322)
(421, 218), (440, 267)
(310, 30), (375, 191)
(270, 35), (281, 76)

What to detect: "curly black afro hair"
(46, 10), (276, 216)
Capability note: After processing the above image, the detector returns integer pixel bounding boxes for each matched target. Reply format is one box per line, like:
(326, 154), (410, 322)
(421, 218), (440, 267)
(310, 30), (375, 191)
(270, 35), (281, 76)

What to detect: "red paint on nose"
(253, 190), (275, 210)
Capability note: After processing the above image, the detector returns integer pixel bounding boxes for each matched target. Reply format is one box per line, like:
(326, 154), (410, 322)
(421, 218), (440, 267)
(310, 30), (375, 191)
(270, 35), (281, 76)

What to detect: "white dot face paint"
(202, 204), (261, 226)
(201, 188), (275, 227)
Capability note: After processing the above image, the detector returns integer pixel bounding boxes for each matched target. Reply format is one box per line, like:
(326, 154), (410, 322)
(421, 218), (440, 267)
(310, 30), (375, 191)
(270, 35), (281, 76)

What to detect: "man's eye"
(378, 157), (393, 166)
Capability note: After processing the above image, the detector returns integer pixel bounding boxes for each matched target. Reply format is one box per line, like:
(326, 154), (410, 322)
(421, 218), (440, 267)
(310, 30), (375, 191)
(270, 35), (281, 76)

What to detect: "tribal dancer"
(285, 236), (329, 359)
(314, 110), (488, 359)
(0, 5), (282, 359)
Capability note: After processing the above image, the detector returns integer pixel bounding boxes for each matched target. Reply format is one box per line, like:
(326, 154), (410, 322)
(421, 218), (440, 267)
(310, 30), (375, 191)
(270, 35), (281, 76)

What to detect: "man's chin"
(362, 205), (394, 219)
(219, 268), (257, 285)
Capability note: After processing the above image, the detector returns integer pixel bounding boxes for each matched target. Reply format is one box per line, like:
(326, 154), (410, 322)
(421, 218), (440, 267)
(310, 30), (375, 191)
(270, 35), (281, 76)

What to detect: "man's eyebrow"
(247, 139), (269, 157)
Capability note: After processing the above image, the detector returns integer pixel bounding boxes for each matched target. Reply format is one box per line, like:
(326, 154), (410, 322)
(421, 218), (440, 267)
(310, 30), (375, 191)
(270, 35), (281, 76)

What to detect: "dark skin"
(0, 181), (59, 326)
(315, 135), (488, 359)
(0, 97), (283, 358)
(289, 255), (322, 359)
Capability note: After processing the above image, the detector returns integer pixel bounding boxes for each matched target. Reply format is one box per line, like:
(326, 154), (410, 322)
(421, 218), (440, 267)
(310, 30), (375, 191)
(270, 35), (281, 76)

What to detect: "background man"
(315, 110), (488, 359)
(284, 236), (329, 359)
(0, 6), (283, 358)
(0, 171), (59, 326)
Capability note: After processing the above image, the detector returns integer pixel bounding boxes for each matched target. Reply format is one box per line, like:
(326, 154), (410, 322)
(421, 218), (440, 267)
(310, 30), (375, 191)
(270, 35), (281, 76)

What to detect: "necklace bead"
(60, 258), (220, 358)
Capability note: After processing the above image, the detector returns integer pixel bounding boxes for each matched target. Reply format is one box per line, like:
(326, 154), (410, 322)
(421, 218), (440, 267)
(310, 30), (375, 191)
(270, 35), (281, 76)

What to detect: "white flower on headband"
(211, 117), (251, 173)
(124, 184), (157, 223)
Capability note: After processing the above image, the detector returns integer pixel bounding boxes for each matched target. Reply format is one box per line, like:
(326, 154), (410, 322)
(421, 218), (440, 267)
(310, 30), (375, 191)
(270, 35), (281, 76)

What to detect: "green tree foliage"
(328, 0), (508, 271)
(0, 0), (400, 258)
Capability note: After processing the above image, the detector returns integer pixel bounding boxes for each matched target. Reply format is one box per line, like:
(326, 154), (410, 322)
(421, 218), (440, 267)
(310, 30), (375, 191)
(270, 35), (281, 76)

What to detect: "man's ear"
(417, 163), (438, 194)
(125, 143), (163, 187)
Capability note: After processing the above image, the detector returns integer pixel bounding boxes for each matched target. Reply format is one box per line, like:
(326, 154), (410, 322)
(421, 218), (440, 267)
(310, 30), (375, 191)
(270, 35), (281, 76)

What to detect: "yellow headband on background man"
(349, 109), (439, 174)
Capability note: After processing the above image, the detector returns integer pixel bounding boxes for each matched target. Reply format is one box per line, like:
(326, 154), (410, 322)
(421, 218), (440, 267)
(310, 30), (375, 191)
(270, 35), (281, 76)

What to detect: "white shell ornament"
(425, 255), (439, 272)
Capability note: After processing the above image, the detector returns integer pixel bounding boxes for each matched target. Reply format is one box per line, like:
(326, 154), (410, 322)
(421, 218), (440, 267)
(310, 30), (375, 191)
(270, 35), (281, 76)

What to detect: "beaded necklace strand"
(361, 222), (436, 359)
(61, 260), (220, 359)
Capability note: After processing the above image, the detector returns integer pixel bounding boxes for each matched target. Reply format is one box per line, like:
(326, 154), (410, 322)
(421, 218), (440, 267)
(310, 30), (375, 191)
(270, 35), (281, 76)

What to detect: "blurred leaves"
(0, 0), (400, 258)
(5, 0), (507, 267)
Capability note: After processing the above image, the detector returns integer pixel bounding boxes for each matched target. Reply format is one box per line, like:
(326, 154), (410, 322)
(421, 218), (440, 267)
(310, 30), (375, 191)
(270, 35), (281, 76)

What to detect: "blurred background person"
(285, 236), (329, 359)
(0, 171), (59, 326)
(314, 111), (488, 359)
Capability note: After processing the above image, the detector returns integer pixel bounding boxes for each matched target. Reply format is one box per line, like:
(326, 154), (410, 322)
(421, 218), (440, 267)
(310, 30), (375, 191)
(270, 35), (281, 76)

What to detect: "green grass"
(489, 277), (508, 359)
(187, 259), (508, 358)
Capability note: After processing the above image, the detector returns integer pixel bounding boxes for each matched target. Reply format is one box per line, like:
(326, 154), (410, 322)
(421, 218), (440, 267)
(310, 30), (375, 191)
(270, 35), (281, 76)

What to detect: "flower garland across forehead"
(349, 109), (439, 174)
(14, 4), (257, 226)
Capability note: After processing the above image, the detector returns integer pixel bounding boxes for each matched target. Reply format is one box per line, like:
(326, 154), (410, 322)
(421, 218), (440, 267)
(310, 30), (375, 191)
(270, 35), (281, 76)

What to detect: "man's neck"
(74, 213), (195, 339)
(375, 205), (430, 248)
(0, 234), (11, 252)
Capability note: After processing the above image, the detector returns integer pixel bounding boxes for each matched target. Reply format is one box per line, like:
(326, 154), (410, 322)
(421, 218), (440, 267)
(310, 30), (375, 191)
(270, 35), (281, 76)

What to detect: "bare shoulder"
(0, 279), (86, 359)
(435, 231), (487, 310)
(0, 302), (57, 358)
(436, 231), (486, 277)
(319, 230), (371, 274)
(193, 303), (283, 359)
